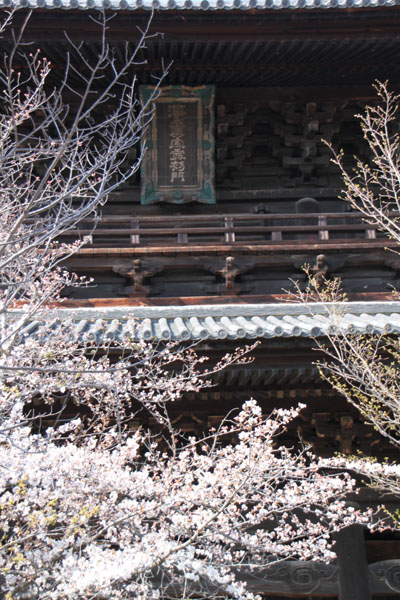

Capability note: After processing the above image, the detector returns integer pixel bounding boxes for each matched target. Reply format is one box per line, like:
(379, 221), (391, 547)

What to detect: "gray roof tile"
(0, 0), (397, 9)
(9, 301), (400, 342)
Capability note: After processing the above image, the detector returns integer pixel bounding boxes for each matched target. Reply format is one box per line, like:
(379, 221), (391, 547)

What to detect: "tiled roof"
(0, 0), (397, 9)
(13, 301), (400, 342)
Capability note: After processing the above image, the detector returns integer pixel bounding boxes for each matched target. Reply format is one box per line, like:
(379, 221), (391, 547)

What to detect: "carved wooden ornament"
(140, 85), (215, 204)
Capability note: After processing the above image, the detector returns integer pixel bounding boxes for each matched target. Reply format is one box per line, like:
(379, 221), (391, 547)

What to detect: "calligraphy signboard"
(140, 85), (215, 204)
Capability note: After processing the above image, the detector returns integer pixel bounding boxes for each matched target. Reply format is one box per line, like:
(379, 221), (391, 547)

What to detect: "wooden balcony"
(53, 211), (400, 301)
(56, 211), (396, 256)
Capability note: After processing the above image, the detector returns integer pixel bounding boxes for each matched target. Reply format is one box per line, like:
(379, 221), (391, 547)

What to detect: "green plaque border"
(140, 85), (215, 205)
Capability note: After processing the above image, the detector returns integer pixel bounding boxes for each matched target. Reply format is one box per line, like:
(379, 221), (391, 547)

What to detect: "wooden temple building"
(4, 0), (400, 597)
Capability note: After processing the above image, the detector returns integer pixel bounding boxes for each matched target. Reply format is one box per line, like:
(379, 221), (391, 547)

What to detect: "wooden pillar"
(334, 524), (371, 600)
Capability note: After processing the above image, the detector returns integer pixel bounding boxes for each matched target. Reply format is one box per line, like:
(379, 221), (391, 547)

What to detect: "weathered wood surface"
(94, 186), (344, 203)
(52, 291), (395, 308)
(35, 211), (384, 223)
(152, 557), (400, 598)
(44, 212), (393, 249)
(233, 558), (400, 597)
(235, 557), (400, 597)
(71, 240), (397, 256)
(366, 540), (400, 563)
(334, 525), (371, 599)
(63, 243), (399, 299)
(370, 559), (400, 596)
(235, 561), (339, 597)
(11, 10), (400, 43)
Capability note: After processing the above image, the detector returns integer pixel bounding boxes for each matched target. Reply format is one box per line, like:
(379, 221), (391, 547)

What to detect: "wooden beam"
(216, 87), (389, 104)
(9, 9), (400, 43)
(149, 557), (400, 597)
(71, 239), (399, 257)
(233, 561), (339, 597)
(55, 291), (395, 308)
(237, 557), (400, 597)
(370, 559), (400, 596)
(366, 540), (400, 563)
(106, 186), (344, 203)
(223, 557), (400, 597)
(132, 60), (398, 72)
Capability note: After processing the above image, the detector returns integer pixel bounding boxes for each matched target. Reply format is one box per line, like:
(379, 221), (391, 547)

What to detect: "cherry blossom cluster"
(0, 398), (372, 600)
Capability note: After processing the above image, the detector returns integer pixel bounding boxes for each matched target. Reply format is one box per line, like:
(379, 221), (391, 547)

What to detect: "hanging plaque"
(140, 85), (215, 204)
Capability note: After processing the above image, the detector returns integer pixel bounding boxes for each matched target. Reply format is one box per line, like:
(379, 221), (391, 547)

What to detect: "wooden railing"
(50, 211), (394, 248)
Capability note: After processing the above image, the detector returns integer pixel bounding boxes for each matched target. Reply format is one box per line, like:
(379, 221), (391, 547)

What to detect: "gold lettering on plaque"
(168, 104), (186, 183)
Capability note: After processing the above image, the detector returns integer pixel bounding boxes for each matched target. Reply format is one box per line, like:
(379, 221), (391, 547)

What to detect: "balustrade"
(29, 211), (396, 251)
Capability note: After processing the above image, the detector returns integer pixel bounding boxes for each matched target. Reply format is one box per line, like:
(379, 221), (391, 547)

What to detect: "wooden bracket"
(310, 253), (330, 285)
(112, 259), (163, 297)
